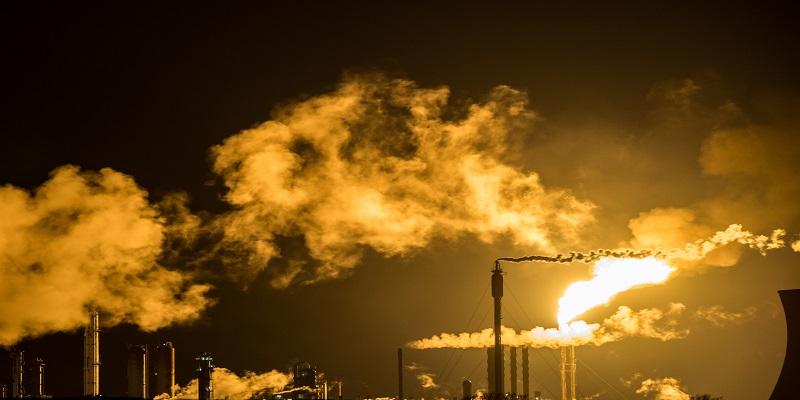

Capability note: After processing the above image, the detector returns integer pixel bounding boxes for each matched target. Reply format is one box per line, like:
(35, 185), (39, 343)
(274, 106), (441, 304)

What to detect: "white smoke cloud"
(0, 165), (212, 345)
(408, 303), (688, 349)
(166, 367), (292, 400)
(635, 377), (690, 400)
(792, 239), (800, 252)
(210, 74), (596, 287)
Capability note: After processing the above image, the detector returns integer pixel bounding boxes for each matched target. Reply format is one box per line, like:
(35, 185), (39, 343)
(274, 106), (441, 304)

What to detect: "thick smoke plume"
(408, 303), (688, 349)
(210, 74), (595, 287)
(165, 367), (292, 400)
(0, 166), (212, 345)
(635, 377), (690, 400)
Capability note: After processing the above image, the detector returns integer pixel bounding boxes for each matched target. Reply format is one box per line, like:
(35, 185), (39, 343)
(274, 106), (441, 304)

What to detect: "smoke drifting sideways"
(160, 367), (292, 400)
(635, 377), (691, 400)
(208, 74), (596, 287)
(406, 363), (439, 390)
(0, 166), (212, 346)
(408, 303), (689, 350)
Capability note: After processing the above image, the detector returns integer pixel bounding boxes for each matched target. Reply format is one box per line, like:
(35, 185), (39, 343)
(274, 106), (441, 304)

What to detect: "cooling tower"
(770, 289), (800, 399)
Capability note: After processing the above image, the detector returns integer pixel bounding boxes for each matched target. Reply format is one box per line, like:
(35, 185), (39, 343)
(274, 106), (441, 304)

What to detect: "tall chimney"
(30, 357), (45, 397)
(397, 348), (403, 400)
(11, 350), (24, 398)
(197, 353), (214, 400)
(509, 346), (517, 398)
(521, 348), (530, 400)
(152, 342), (176, 398)
(487, 347), (495, 395)
(83, 311), (100, 397)
(126, 345), (148, 398)
(462, 379), (472, 400)
(491, 263), (504, 399)
(338, 381), (343, 400)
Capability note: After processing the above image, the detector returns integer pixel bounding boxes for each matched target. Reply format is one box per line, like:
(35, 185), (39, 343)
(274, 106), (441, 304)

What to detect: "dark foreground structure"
(770, 289), (800, 399)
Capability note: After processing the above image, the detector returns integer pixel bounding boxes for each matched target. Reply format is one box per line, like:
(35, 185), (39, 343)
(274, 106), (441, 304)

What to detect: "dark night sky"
(1, 2), (799, 399)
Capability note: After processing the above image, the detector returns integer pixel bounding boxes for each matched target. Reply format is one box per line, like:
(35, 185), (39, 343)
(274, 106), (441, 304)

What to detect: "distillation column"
(83, 311), (100, 397)
(492, 264), (504, 399)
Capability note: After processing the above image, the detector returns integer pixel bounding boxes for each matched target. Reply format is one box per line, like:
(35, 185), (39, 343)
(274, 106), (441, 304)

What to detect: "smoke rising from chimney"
(162, 367), (292, 400)
(0, 166), (212, 345)
(408, 303), (689, 349)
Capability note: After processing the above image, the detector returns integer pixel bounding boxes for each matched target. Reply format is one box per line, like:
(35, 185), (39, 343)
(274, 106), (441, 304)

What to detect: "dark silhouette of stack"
(197, 353), (214, 400)
(151, 342), (175, 398)
(126, 345), (148, 398)
(770, 289), (800, 399)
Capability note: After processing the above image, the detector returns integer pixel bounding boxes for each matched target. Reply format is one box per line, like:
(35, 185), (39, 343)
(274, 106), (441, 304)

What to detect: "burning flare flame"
(556, 257), (674, 328)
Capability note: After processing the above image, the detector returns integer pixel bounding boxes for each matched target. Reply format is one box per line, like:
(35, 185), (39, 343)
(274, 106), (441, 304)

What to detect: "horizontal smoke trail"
(496, 223), (787, 266)
(408, 303), (689, 350)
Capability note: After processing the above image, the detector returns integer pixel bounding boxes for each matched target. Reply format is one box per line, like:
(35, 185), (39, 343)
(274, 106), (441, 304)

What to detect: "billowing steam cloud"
(635, 377), (690, 400)
(792, 239), (800, 252)
(210, 74), (595, 287)
(0, 166), (212, 345)
(408, 303), (688, 349)
(165, 367), (292, 400)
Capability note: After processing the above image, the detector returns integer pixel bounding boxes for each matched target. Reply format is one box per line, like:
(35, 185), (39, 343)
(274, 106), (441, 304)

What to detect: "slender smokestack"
(509, 346), (517, 398)
(83, 311), (100, 397)
(397, 348), (403, 400)
(31, 357), (45, 397)
(338, 381), (343, 400)
(487, 347), (495, 395)
(462, 379), (472, 400)
(11, 350), (24, 398)
(522, 347), (530, 400)
(491, 264), (504, 399)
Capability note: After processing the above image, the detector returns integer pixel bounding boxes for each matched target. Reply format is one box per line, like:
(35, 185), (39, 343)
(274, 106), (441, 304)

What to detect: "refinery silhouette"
(2, 266), (797, 400)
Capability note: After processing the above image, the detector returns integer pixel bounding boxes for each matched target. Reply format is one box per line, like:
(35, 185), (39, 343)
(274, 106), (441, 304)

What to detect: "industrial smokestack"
(491, 264), (504, 399)
(462, 379), (472, 400)
(771, 289), (800, 399)
(29, 357), (45, 397)
(487, 347), (495, 395)
(83, 310), (100, 397)
(152, 342), (176, 398)
(11, 350), (24, 398)
(509, 346), (517, 398)
(338, 381), (343, 400)
(522, 348), (530, 400)
(196, 353), (214, 400)
(126, 345), (148, 399)
(397, 348), (403, 400)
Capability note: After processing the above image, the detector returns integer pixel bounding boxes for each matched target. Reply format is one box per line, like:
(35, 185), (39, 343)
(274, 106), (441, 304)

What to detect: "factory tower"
(83, 311), (100, 397)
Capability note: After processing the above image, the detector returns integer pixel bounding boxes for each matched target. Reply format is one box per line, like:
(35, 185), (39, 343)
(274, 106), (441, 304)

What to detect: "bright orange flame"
(556, 257), (674, 328)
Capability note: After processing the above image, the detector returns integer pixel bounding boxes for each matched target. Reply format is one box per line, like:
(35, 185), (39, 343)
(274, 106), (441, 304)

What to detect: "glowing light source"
(556, 257), (674, 327)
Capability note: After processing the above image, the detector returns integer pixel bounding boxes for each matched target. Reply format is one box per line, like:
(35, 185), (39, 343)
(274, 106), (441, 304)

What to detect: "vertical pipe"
(338, 381), (343, 400)
(34, 357), (45, 397)
(397, 348), (403, 400)
(84, 311), (100, 397)
(560, 348), (566, 400)
(509, 347), (517, 398)
(491, 264), (504, 399)
(569, 346), (576, 400)
(487, 347), (495, 395)
(197, 353), (214, 400)
(462, 379), (472, 400)
(521, 347), (529, 400)
(11, 350), (24, 398)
